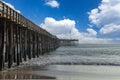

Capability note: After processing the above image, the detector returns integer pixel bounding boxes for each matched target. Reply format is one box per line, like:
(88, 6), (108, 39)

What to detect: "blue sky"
(3, 0), (100, 27)
(3, 0), (120, 43)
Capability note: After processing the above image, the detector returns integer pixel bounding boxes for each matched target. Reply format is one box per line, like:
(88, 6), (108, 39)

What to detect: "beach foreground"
(1, 65), (120, 80)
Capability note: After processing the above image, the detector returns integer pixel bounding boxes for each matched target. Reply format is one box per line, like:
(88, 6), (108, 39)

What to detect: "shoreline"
(1, 64), (120, 80)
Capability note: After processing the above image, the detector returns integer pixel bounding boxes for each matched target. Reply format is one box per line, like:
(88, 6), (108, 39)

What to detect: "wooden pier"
(60, 39), (79, 46)
(0, 1), (59, 70)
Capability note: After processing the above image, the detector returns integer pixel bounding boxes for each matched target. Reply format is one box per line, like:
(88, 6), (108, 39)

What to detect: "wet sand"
(1, 65), (120, 80)
(0, 65), (56, 79)
(0, 71), (56, 79)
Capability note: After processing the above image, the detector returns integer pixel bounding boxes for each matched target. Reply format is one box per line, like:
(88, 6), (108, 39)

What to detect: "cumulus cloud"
(100, 24), (120, 35)
(3, 1), (20, 13)
(88, 0), (120, 35)
(45, 0), (60, 8)
(87, 28), (97, 37)
(40, 17), (78, 38)
(40, 17), (112, 43)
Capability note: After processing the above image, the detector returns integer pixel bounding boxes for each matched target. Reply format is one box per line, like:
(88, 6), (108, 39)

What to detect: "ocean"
(51, 44), (120, 66)
(23, 44), (120, 66)
(1, 44), (120, 80)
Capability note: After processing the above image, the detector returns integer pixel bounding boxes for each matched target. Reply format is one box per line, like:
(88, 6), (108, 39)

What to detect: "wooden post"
(40, 34), (42, 55)
(20, 27), (23, 60)
(23, 28), (27, 61)
(0, 18), (5, 70)
(33, 32), (36, 58)
(41, 34), (44, 55)
(37, 33), (40, 56)
(16, 26), (20, 66)
(27, 29), (31, 59)
(19, 27), (22, 62)
(30, 30), (33, 59)
(30, 30), (33, 58)
(2, 19), (7, 69)
(8, 21), (13, 68)
(36, 33), (39, 57)
(13, 25), (17, 63)
(32, 31), (35, 58)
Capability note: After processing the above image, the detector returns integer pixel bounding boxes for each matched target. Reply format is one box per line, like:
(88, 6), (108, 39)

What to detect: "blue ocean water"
(23, 44), (120, 66)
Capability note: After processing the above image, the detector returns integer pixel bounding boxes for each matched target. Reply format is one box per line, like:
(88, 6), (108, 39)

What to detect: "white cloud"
(87, 28), (97, 37)
(3, 1), (21, 13)
(40, 17), (112, 44)
(100, 24), (120, 34)
(45, 0), (60, 8)
(89, 0), (120, 35)
(40, 17), (77, 38)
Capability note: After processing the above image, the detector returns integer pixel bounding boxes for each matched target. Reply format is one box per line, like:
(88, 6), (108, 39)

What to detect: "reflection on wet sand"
(0, 72), (56, 79)
(0, 65), (56, 79)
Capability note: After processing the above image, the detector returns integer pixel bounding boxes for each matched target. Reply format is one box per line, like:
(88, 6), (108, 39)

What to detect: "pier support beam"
(8, 21), (13, 68)
(16, 26), (20, 66)
(0, 18), (6, 70)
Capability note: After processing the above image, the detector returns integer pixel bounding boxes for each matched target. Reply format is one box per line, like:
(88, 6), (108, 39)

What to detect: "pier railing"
(0, 1), (54, 36)
(0, 1), (59, 70)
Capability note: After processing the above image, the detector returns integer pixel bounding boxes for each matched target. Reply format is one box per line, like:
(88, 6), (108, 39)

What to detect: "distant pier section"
(59, 39), (79, 46)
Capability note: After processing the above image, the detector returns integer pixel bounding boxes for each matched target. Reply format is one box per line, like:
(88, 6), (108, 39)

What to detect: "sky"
(2, 0), (120, 44)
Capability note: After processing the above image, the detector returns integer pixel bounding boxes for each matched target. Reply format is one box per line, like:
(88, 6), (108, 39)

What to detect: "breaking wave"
(22, 44), (120, 66)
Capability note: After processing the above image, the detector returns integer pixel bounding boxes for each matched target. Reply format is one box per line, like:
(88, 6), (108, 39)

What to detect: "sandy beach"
(1, 65), (120, 80)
